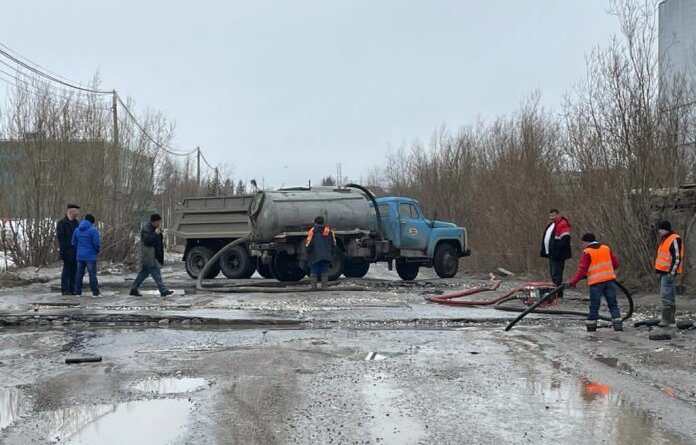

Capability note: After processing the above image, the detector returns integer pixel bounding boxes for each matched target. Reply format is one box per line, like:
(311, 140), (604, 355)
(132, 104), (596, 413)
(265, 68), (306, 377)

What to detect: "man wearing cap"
(655, 220), (684, 328)
(56, 204), (81, 295)
(305, 215), (336, 290)
(72, 213), (101, 297)
(129, 214), (174, 297)
(566, 233), (622, 332)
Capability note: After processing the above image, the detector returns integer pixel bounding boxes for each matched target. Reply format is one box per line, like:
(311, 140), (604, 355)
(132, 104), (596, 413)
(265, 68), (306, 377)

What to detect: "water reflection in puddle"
(49, 398), (192, 444)
(0, 387), (22, 431)
(132, 377), (209, 394)
(522, 373), (683, 444)
(363, 373), (424, 445)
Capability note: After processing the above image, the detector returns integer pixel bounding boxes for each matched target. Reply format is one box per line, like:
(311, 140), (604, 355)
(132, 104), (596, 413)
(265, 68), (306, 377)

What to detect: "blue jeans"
(75, 260), (99, 295)
(131, 265), (169, 294)
(310, 260), (330, 277)
(660, 273), (676, 311)
(588, 280), (620, 320)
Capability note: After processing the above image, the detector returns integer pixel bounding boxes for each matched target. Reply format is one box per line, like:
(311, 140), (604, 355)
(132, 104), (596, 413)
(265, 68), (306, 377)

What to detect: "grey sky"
(1, 1), (621, 188)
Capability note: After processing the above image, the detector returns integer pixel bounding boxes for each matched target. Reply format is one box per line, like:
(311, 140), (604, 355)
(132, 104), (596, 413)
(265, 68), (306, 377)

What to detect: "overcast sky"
(0, 1), (622, 188)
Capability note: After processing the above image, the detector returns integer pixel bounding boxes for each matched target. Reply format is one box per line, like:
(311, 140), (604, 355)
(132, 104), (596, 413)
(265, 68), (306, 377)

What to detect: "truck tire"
(185, 246), (221, 279)
(395, 259), (419, 281)
(433, 243), (459, 278)
(271, 253), (306, 282)
(328, 250), (344, 281)
(219, 246), (254, 279)
(343, 260), (370, 278)
(257, 259), (274, 279)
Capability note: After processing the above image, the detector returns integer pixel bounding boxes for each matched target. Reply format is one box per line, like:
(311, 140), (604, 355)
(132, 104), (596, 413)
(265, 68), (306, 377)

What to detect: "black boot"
(320, 273), (329, 290)
(612, 318), (623, 332)
(586, 320), (597, 332)
(129, 289), (142, 297)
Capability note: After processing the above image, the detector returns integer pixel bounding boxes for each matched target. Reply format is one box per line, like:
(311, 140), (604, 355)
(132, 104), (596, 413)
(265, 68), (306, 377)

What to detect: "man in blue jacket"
(71, 213), (101, 297)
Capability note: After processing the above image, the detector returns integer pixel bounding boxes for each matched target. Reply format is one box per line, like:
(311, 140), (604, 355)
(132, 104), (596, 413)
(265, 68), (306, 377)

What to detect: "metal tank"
(248, 187), (371, 242)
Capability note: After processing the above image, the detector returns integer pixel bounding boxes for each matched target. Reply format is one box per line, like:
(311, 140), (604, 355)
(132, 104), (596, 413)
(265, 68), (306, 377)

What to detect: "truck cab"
(371, 197), (470, 279)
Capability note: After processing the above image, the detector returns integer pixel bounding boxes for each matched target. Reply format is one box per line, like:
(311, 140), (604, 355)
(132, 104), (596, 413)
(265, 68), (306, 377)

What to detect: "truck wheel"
(257, 259), (274, 279)
(433, 243), (459, 278)
(219, 246), (254, 279)
(395, 259), (419, 281)
(343, 260), (370, 278)
(185, 246), (220, 279)
(328, 250), (344, 281)
(271, 254), (306, 282)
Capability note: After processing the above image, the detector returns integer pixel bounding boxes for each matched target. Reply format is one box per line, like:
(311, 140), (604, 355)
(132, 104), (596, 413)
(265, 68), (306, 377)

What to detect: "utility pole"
(196, 146), (201, 191)
(214, 167), (219, 196)
(112, 91), (119, 147)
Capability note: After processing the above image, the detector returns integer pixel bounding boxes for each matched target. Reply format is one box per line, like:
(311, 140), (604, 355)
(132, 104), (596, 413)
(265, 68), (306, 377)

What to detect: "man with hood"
(654, 220), (684, 328)
(71, 213), (101, 297)
(56, 204), (80, 295)
(305, 215), (336, 290)
(540, 208), (572, 298)
(129, 214), (174, 297)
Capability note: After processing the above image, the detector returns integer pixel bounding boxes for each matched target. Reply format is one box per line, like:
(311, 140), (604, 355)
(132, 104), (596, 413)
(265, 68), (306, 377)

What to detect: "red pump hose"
(427, 277), (555, 307)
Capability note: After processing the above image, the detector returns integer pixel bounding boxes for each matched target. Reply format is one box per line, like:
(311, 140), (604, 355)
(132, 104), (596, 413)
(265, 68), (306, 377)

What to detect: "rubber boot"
(585, 320), (597, 332)
(658, 308), (675, 328)
(320, 273), (329, 290)
(612, 318), (623, 332)
(310, 275), (318, 290)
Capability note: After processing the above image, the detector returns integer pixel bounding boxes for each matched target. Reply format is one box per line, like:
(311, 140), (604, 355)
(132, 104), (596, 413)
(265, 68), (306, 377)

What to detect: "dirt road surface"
(0, 262), (695, 444)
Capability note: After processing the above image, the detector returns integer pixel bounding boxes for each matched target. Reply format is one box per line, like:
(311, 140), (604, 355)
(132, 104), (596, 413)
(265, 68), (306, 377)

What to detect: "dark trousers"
(75, 260), (99, 295)
(131, 265), (168, 294)
(61, 258), (77, 294)
(549, 258), (565, 298)
(310, 260), (330, 276)
(588, 280), (621, 320)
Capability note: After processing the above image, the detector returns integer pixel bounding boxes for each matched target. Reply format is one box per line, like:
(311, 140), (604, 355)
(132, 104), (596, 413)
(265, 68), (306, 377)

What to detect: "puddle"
(49, 398), (192, 444)
(521, 373), (684, 444)
(362, 373), (424, 444)
(0, 387), (23, 431)
(133, 377), (209, 394)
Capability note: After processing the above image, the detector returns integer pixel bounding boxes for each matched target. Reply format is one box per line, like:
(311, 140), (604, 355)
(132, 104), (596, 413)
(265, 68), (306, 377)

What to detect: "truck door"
(398, 202), (428, 251)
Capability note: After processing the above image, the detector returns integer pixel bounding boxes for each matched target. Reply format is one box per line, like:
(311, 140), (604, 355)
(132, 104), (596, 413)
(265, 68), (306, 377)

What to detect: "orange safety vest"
(585, 244), (617, 285)
(655, 233), (684, 274)
(305, 226), (334, 247)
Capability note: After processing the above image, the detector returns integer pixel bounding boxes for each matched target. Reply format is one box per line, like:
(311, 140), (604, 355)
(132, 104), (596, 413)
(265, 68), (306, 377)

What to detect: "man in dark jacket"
(56, 204), (80, 295)
(540, 209), (572, 298)
(129, 214), (174, 297)
(72, 213), (101, 297)
(305, 215), (336, 290)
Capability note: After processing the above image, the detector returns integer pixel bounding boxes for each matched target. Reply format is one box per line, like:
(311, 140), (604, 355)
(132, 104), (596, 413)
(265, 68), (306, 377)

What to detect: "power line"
(0, 45), (111, 94)
(116, 94), (197, 157)
(199, 150), (215, 170)
(0, 41), (93, 89)
(0, 68), (111, 110)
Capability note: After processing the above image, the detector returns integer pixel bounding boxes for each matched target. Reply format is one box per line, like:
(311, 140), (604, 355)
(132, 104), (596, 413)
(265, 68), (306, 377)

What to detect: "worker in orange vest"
(655, 220), (684, 328)
(305, 215), (336, 290)
(566, 233), (622, 332)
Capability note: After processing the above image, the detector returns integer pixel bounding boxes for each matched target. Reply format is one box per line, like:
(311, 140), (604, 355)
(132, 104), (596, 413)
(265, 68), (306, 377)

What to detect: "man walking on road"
(56, 204), (80, 295)
(72, 213), (101, 297)
(566, 233), (622, 332)
(129, 214), (174, 297)
(540, 209), (572, 298)
(654, 220), (684, 328)
(306, 215), (336, 290)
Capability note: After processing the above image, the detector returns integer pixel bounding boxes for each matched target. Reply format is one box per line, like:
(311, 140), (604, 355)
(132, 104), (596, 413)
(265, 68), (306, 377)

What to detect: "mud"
(0, 263), (695, 444)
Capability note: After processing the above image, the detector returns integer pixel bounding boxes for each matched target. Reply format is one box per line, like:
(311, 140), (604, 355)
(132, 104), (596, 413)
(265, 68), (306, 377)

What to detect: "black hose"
(346, 183), (383, 242)
(502, 281), (634, 331)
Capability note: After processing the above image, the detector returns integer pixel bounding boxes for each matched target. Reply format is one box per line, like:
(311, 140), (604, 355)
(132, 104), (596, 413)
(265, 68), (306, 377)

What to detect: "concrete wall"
(659, 0), (696, 87)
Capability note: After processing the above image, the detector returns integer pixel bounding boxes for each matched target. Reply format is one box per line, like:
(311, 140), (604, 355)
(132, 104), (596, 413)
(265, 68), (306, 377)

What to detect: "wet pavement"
(0, 263), (695, 444)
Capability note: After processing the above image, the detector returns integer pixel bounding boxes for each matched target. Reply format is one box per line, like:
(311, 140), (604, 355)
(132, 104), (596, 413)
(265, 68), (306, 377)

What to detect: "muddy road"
(1, 263), (695, 444)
